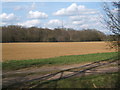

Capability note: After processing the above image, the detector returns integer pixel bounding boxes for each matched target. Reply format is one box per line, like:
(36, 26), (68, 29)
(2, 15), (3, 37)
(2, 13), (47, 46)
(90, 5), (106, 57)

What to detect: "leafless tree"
(102, 1), (120, 88)
(102, 2), (120, 51)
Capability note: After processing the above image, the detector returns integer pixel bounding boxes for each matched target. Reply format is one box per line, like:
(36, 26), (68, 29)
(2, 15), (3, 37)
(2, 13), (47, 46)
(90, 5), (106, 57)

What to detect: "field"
(2, 42), (115, 61)
(2, 42), (118, 88)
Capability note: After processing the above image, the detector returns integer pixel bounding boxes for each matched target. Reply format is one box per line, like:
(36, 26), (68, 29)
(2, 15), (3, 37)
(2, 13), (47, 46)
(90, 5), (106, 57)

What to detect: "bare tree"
(103, 2), (120, 51)
(102, 1), (120, 88)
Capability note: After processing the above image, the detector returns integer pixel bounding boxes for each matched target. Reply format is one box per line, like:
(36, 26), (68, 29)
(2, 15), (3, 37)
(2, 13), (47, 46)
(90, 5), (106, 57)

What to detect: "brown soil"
(2, 42), (115, 61)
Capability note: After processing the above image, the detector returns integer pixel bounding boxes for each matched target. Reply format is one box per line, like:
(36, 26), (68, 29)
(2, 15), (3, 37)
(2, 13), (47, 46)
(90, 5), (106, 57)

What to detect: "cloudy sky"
(1, 2), (113, 34)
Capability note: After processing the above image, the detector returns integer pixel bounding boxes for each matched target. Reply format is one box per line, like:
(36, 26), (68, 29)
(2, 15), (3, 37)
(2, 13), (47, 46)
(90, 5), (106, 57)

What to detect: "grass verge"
(38, 72), (119, 88)
(2, 52), (117, 71)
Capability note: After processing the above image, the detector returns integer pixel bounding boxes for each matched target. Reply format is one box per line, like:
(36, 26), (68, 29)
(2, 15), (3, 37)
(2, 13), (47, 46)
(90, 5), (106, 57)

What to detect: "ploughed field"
(2, 42), (115, 61)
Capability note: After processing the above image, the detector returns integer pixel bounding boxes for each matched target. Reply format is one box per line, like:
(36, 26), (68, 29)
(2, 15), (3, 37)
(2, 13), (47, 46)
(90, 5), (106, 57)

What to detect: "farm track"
(2, 42), (115, 61)
(2, 57), (119, 89)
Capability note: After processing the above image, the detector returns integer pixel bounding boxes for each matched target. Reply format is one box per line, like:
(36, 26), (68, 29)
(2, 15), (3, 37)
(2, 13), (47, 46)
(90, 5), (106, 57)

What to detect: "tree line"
(1, 25), (106, 43)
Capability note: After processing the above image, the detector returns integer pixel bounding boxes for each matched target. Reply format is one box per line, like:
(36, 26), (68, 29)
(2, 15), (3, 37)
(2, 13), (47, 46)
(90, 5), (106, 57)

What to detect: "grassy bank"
(3, 52), (117, 71)
(39, 72), (119, 88)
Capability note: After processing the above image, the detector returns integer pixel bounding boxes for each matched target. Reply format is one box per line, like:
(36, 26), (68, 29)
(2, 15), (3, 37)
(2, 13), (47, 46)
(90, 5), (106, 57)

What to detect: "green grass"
(38, 72), (119, 88)
(2, 52), (117, 71)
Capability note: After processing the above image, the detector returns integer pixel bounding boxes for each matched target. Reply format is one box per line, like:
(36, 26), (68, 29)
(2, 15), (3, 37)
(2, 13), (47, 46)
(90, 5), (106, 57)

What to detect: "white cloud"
(0, 13), (18, 22)
(70, 15), (87, 21)
(53, 3), (98, 16)
(17, 19), (41, 27)
(79, 24), (89, 29)
(53, 3), (76, 16)
(72, 21), (84, 25)
(45, 19), (62, 28)
(28, 11), (48, 19)
(70, 14), (100, 22)
(66, 11), (104, 31)
(48, 3), (102, 31)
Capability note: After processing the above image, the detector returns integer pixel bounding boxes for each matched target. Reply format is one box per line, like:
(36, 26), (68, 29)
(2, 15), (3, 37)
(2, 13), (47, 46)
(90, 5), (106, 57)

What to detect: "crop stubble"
(2, 42), (115, 61)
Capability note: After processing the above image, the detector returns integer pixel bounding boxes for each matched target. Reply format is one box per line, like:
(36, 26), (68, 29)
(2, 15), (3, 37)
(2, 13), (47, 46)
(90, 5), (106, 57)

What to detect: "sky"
(0, 2), (114, 34)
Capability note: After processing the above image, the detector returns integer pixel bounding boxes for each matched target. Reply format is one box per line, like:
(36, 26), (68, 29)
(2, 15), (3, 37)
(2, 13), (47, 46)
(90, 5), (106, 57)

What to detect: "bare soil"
(2, 42), (115, 61)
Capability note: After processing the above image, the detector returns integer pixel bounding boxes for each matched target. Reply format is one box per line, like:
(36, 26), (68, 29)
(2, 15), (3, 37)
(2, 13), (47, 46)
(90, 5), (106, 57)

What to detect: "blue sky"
(1, 2), (113, 34)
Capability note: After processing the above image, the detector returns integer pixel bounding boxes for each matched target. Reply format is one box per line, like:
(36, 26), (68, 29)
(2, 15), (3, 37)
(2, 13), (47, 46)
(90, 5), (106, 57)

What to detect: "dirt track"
(3, 62), (118, 88)
(2, 42), (115, 61)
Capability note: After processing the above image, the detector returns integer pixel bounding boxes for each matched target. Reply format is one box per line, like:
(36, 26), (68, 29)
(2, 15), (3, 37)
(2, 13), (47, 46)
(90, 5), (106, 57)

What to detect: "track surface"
(3, 58), (118, 88)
